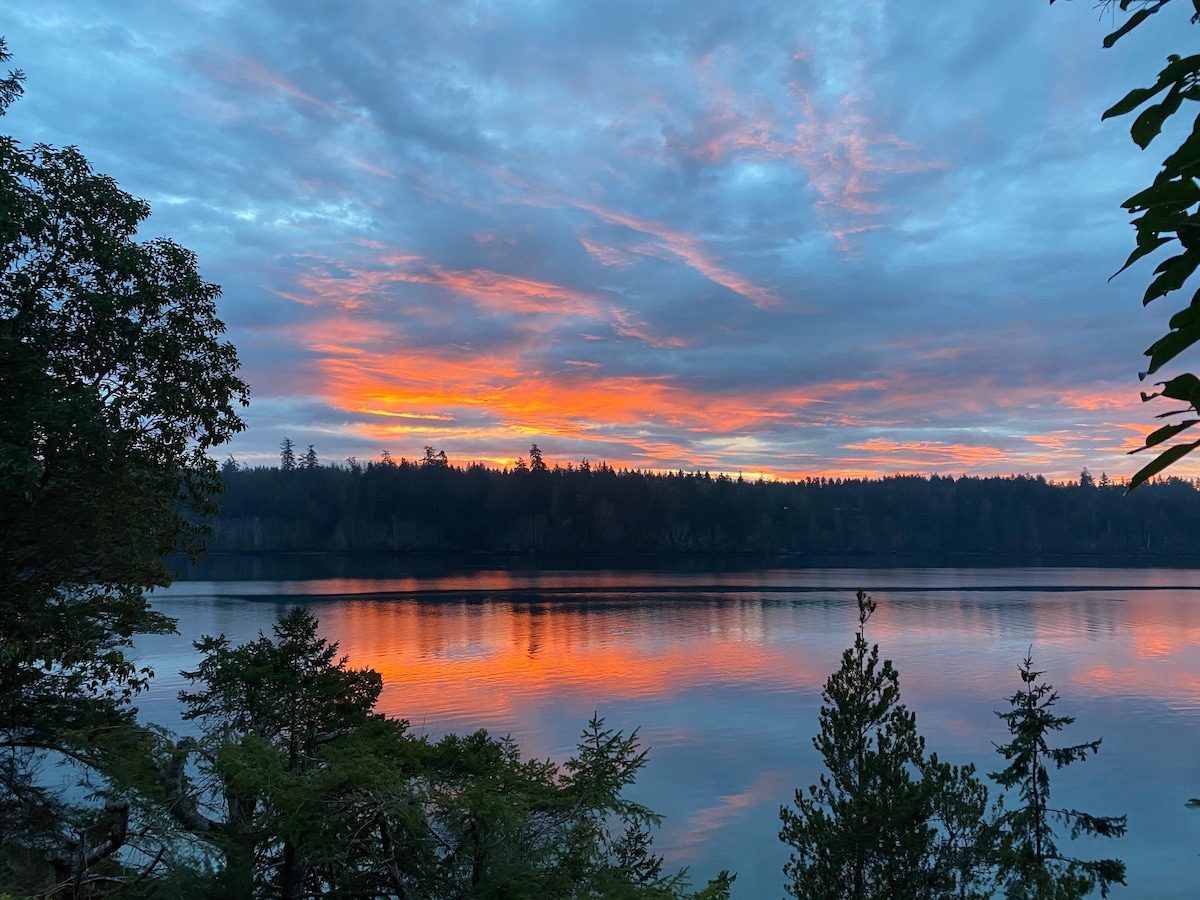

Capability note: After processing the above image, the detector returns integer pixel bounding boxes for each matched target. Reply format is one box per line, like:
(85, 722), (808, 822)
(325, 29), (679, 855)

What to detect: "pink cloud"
(473, 162), (782, 309)
(573, 200), (783, 310)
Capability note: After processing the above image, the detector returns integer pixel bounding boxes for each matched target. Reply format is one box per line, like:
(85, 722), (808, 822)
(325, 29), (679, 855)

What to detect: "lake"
(140, 562), (1200, 898)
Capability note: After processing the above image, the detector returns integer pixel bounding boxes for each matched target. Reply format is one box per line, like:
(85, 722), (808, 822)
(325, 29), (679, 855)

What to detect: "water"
(139, 565), (1200, 897)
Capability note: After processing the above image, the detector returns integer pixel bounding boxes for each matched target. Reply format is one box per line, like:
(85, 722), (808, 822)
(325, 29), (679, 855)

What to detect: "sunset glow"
(285, 578), (1200, 732)
(11, 2), (1195, 480)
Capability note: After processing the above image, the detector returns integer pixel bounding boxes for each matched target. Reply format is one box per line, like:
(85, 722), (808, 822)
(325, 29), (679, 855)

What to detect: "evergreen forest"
(211, 446), (1200, 559)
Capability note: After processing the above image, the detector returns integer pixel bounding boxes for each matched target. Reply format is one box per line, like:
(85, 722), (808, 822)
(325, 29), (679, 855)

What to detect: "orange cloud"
(397, 266), (603, 317)
(1053, 388), (1144, 413)
(841, 439), (1023, 469)
(347, 157), (395, 179)
(610, 309), (690, 348)
(263, 249), (1200, 481)
(663, 50), (943, 252)
(577, 231), (634, 269)
(471, 162), (783, 310)
(314, 342), (881, 445)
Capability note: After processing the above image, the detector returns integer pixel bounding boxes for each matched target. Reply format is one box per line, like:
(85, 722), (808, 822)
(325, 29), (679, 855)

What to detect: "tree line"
(210, 444), (1200, 558)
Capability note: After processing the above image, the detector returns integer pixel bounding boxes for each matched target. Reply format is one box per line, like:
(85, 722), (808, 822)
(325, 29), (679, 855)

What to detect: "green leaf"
(1140, 419), (1200, 449)
(1161, 113), (1200, 179)
(1105, 55), (1200, 121)
(1103, 8), (1154, 49)
(1131, 203), (1187, 234)
(1128, 440), (1200, 491)
(1104, 85), (1167, 120)
(1112, 235), (1172, 279)
(1124, 177), (1200, 213)
(1169, 288), (1200, 331)
(1142, 247), (1200, 305)
(1154, 407), (1195, 418)
(1131, 85), (1186, 149)
(1180, 218), (1200, 250)
(1159, 53), (1200, 84)
(1144, 321), (1200, 375)
(1158, 371), (1200, 404)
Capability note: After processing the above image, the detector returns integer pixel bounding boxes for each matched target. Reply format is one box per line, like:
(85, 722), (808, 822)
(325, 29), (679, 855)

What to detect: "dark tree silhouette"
(280, 437), (296, 471)
(780, 590), (990, 900)
(0, 37), (248, 891)
(990, 654), (1126, 899)
(1052, 0), (1200, 484)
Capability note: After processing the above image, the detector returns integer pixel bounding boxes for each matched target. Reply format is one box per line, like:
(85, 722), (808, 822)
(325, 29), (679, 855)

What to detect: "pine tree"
(173, 607), (384, 894)
(990, 653), (1126, 899)
(303, 444), (318, 469)
(280, 437), (296, 471)
(421, 445), (448, 468)
(530, 443), (548, 472)
(779, 590), (989, 900)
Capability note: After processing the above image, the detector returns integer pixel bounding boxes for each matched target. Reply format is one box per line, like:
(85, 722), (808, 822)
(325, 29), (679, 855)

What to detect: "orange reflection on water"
(269, 573), (1200, 740)
(278, 570), (795, 597)
(316, 599), (826, 726)
(1128, 613), (1200, 660)
(1065, 589), (1200, 705)
(827, 581), (1200, 712)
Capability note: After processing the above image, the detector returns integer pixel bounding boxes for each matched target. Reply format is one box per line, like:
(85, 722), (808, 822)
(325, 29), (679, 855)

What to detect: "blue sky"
(7, 0), (1194, 479)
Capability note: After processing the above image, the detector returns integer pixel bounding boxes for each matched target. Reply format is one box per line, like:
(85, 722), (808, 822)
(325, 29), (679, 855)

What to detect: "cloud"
(7, 0), (1193, 479)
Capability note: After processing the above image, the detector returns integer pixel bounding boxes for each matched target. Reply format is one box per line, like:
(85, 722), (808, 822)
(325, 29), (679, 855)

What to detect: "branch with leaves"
(1055, 0), (1200, 486)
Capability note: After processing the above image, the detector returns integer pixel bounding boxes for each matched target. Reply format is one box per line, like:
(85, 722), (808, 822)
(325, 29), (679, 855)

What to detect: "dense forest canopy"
(210, 445), (1200, 558)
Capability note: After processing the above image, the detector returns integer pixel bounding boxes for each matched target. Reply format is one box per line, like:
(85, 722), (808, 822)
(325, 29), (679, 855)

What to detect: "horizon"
(228, 444), (1151, 487)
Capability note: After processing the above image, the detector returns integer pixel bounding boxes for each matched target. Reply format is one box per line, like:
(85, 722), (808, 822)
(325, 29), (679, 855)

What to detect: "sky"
(6, 1), (1197, 480)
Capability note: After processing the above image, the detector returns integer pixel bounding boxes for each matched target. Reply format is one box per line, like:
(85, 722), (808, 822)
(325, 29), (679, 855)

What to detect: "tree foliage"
(1053, 0), (1200, 485)
(212, 459), (1200, 557)
(780, 595), (1129, 900)
(279, 437), (296, 471)
(779, 590), (991, 900)
(169, 608), (390, 896)
(165, 608), (734, 899)
(0, 36), (249, 892)
(990, 654), (1126, 899)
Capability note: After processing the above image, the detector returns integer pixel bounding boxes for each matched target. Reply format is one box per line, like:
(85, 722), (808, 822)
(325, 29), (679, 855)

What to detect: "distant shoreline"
(171, 548), (1200, 582)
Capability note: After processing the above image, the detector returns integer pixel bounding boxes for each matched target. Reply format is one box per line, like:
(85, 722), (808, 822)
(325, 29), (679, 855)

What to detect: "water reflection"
(145, 567), (1200, 899)
(314, 598), (831, 733)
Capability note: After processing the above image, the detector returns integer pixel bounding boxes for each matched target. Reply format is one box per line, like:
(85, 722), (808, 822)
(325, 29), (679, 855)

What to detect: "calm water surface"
(141, 566), (1200, 898)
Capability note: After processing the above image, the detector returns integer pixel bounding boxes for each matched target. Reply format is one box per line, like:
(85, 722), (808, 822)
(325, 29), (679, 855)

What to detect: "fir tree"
(530, 443), (548, 472)
(779, 590), (989, 900)
(280, 437), (296, 471)
(990, 653), (1126, 899)
(422, 445), (448, 468)
(166, 609), (735, 898)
